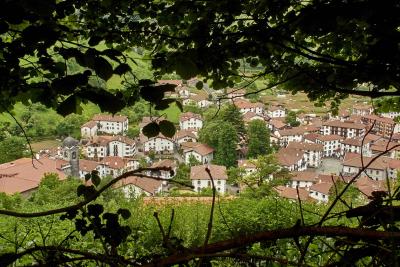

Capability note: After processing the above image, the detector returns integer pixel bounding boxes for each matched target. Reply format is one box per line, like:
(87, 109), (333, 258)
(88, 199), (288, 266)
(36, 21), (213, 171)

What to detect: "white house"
(321, 120), (366, 139)
(286, 142), (323, 168)
(238, 159), (257, 175)
(179, 112), (203, 131)
(190, 164), (228, 194)
(81, 121), (98, 138)
(78, 159), (102, 179)
(183, 143), (214, 164)
(289, 171), (318, 189)
(147, 159), (177, 185)
(101, 156), (128, 178)
(309, 182), (333, 202)
(276, 148), (307, 172)
(315, 134), (344, 157)
(226, 88), (246, 99)
(117, 176), (163, 197)
(267, 105), (286, 118)
(85, 135), (136, 159)
(275, 128), (304, 147)
(189, 93), (213, 108)
(141, 134), (175, 154)
(174, 130), (198, 145)
(92, 114), (129, 136)
(233, 99), (265, 115)
(340, 138), (372, 158)
(242, 112), (265, 124)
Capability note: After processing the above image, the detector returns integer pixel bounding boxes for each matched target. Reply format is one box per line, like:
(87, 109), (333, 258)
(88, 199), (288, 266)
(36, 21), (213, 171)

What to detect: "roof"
(79, 159), (100, 172)
(101, 156), (126, 169)
(276, 148), (304, 166)
(157, 79), (183, 86)
(274, 186), (309, 201)
(323, 120), (366, 129)
(238, 159), (256, 169)
(310, 182), (333, 195)
(269, 118), (287, 129)
(190, 164), (228, 180)
(174, 129), (197, 140)
(88, 135), (135, 146)
(342, 153), (391, 170)
(291, 171), (318, 182)
(0, 157), (67, 194)
(363, 115), (395, 124)
(116, 176), (163, 194)
(341, 138), (364, 146)
(316, 134), (344, 142)
(190, 92), (209, 102)
(151, 159), (177, 169)
(233, 99), (264, 109)
(179, 112), (203, 122)
(81, 120), (97, 129)
(92, 114), (128, 122)
(62, 136), (79, 148)
(304, 133), (320, 142)
(287, 142), (323, 151)
(370, 140), (400, 152)
(243, 112), (265, 122)
(226, 88), (246, 95)
(184, 143), (214, 156)
(355, 176), (387, 198)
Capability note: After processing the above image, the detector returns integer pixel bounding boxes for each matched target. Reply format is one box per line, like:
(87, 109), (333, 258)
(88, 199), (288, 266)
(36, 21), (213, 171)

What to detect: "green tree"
(55, 114), (85, 138)
(285, 111), (300, 127)
(214, 122), (238, 168)
(172, 163), (191, 186)
(219, 104), (246, 137)
(0, 136), (27, 163)
(198, 121), (223, 149)
(126, 126), (140, 139)
(247, 120), (271, 158)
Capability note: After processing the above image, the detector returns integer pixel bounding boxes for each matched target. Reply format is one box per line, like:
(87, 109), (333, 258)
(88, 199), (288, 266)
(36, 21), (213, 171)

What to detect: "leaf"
(140, 86), (164, 103)
(155, 99), (175, 110)
(94, 56), (113, 81)
(159, 120), (176, 138)
(87, 204), (104, 217)
(77, 184), (86, 197)
(84, 173), (91, 181)
(88, 36), (103, 47)
(57, 95), (78, 116)
(117, 208), (131, 219)
(91, 174), (100, 187)
(142, 122), (160, 138)
(155, 84), (177, 92)
(195, 81), (203, 89)
(114, 63), (131, 75)
(0, 252), (19, 266)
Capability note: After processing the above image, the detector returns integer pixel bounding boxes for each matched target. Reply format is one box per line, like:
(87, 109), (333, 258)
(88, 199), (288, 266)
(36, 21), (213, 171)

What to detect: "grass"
(163, 103), (182, 124)
(31, 139), (61, 152)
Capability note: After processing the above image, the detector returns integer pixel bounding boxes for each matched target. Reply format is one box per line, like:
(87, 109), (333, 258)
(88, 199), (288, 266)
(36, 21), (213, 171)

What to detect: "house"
(0, 157), (67, 195)
(147, 159), (177, 185)
(189, 92), (213, 108)
(139, 116), (166, 133)
(179, 112), (203, 132)
(370, 140), (400, 158)
(341, 152), (400, 181)
(85, 135), (136, 159)
(354, 176), (387, 198)
(275, 128), (304, 147)
(226, 88), (246, 99)
(92, 114), (129, 136)
(267, 105), (286, 118)
(288, 171), (318, 189)
(380, 111), (400, 119)
(183, 143), (214, 164)
(100, 156), (128, 178)
(190, 164), (228, 194)
(268, 118), (287, 132)
(233, 99), (265, 115)
(315, 134), (344, 157)
(340, 138), (372, 158)
(140, 134), (175, 154)
(116, 176), (163, 197)
(361, 115), (400, 137)
(174, 130), (198, 145)
(352, 104), (374, 116)
(238, 159), (257, 175)
(274, 185), (309, 201)
(321, 120), (366, 138)
(79, 159), (102, 179)
(81, 121), (98, 138)
(309, 182), (333, 202)
(286, 142), (323, 168)
(276, 148), (307, 171)
(243, 112), (265, 124)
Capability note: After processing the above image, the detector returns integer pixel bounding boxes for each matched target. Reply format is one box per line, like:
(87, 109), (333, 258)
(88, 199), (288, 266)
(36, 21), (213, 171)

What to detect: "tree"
(171, 163), (191, 187)
(219, 104), (246, 137)
(0, 136), (27, 163)
(214, 122), (239, 168)
(285, 111), (300, 127)
(247, 120), (271, 158)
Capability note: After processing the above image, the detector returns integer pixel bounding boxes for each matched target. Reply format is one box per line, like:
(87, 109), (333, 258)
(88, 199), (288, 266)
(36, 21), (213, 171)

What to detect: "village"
(1, 79), (400, 204)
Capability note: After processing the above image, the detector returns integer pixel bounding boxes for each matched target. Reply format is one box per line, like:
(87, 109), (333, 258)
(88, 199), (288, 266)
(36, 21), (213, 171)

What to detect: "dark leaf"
(140, 85), (164, 103)
(57, 95), (78, 116)
(77, 184), (86, 197)
(155, 84), (177, 92)
(87, 204), (104, 217)
(175, 100), (183, 111)
(114, 63), (131, 75)
(91, 174), (101, 187)
(94, 57), (113, 81)
(155, 99), (175, 110)
(84, 173), (91, 181)
(117, 208), (131, 219)
(142, 122), (160, 138)
(0, 253), (19, 266)
(159, 120), (176, 138)
(88, 36), (103, 47)
(195, 81), (203, 89)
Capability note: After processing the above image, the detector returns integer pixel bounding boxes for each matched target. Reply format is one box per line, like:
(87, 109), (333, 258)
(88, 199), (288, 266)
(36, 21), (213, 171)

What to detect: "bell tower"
(61, 136), (80, 178)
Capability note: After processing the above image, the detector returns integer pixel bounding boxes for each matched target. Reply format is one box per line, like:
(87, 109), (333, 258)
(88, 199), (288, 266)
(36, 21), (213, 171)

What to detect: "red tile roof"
(190, 164), (227, 180)
(92, 114), (128, 122)
(291, 171), (318, 182)
(274, 185), (309, 201)
(81, 120), (97, 128)
(310, 182), (333, 195)
(179, 112), (203, 122)
(276, 148), (304, 166)
(116, 176), (163, 194)
(323, 120), (366, 129)
(287, 142), (323, 151)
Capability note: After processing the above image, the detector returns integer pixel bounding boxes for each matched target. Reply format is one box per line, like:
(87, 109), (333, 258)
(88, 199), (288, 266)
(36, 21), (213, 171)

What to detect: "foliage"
(214, 122), (239, 168)
(247, 120), (271, 158)
(219, 104), (246, 137)
(0, 136), (27, 163)
(171, 163), (191, 186)
(285, 110), (301, 127)
(126, 126), (140, 139)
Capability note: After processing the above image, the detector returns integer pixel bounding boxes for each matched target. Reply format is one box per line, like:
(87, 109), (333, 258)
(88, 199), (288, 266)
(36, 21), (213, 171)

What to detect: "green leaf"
(117, 208), (131, 219)
(195, 81), (203, 89)
(142, 122), (160, 138)
(159, 120), (176, 138)
(94, 57), (113, 81)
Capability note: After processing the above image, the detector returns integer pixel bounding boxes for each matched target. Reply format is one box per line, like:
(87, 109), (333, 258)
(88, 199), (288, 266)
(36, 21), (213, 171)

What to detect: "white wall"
(192, 179), (226, 194)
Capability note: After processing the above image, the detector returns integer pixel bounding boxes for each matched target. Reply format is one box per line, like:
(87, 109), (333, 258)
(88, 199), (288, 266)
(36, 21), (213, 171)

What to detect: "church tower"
(61, 136), (80, 178)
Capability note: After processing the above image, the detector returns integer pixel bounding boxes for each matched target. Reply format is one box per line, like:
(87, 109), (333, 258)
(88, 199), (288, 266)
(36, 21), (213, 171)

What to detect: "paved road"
(317, 158), (342, 175)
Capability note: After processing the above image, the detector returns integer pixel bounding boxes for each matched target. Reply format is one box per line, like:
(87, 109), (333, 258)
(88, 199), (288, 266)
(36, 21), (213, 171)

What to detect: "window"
(207, 181), (211, 187)
(197, 180), (201, 185)
(217, 180), (221, 185)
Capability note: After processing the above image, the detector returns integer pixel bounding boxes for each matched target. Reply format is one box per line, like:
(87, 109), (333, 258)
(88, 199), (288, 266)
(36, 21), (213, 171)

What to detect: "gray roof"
(62, 136), (79, 148)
